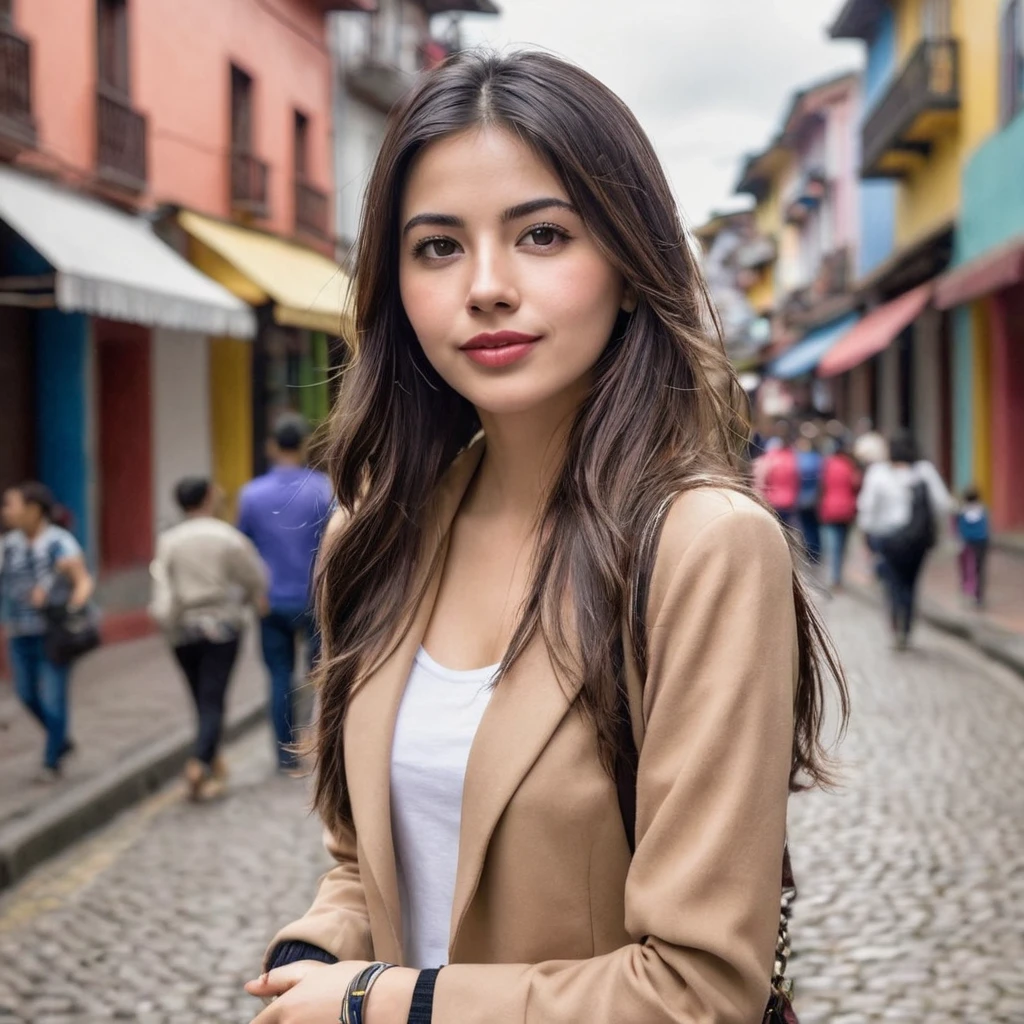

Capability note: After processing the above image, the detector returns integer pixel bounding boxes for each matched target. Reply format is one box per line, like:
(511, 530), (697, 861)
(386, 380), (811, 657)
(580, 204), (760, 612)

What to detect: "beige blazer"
(269, 439), (797, 1024)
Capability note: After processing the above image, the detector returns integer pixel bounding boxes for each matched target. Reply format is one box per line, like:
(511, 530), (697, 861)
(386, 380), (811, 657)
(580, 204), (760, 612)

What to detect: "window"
(1001, 0), (1024, 125)
(922, 0), (951, 39)
(97, 0), (129, 94)
(294, 110), (309, 179)
(230, 64), (253, 153)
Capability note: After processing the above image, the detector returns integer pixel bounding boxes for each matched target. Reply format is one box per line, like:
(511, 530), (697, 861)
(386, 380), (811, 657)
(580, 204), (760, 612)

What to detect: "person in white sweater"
(150, 477), (267, 800)
(857, 433), (952, 648)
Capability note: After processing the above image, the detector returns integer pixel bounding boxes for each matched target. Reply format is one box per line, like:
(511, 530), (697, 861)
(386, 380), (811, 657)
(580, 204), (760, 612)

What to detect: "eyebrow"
(402, 197), (579, 237)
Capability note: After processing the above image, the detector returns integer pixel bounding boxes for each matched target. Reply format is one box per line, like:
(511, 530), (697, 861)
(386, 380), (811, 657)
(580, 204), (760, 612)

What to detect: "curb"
(844, 578), (1024, 680)
(0, 695), (267, 892)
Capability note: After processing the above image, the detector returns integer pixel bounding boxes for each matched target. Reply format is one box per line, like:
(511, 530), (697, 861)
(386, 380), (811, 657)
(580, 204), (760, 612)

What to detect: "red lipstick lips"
(459, 331), (542, 369)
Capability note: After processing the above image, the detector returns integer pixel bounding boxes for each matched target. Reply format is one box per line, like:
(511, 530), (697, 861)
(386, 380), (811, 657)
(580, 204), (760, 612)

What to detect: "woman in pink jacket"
(818, 440), (862, 590)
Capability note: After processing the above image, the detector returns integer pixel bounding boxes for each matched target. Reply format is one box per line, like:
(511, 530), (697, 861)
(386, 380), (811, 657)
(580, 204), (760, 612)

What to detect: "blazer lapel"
(342, 438), (486, 962)
(449, 635), (584, 955)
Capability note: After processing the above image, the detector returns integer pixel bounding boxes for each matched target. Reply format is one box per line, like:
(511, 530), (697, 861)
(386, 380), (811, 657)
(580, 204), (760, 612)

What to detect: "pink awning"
(817, 282), (933, 378)
(934, 237), (1024, 310)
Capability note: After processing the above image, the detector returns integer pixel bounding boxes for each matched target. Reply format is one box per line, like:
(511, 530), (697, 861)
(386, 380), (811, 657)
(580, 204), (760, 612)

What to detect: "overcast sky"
(457, 1), (863, 228)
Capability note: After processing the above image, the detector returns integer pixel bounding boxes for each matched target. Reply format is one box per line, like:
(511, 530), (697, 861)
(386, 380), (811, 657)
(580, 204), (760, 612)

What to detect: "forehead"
(401, 126), (568, 219)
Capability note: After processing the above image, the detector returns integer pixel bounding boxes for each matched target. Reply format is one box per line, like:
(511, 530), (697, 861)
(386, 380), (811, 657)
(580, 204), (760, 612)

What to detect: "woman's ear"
(621, 285), (638, 314)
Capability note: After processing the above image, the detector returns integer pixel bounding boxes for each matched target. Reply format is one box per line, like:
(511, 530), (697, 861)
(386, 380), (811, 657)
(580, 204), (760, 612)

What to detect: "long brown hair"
(313, 50), (847, 836)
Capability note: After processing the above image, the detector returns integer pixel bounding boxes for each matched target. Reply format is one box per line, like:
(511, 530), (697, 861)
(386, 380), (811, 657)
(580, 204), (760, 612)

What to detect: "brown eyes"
(524, 226), (560, 246)
(411, 224), (570, 262)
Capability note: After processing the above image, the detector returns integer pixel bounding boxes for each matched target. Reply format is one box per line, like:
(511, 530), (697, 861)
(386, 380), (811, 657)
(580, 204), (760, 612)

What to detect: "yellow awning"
(178, 210), (353, 336)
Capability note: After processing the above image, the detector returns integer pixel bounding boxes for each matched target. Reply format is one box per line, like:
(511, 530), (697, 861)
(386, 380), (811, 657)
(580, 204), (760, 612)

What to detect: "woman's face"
(399, 126), (631, 417)
(1, 489), (25, 531)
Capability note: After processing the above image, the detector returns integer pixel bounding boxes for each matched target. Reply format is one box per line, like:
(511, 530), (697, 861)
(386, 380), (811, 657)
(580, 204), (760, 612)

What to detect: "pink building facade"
(0, 0), (357, 643)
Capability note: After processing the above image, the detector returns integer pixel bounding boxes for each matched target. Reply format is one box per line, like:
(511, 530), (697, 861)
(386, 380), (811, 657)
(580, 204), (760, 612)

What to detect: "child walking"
(956, 486), (990, 607)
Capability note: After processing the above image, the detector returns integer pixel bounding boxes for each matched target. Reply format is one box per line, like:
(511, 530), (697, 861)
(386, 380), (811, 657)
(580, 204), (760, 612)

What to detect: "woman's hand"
(246, 960), (418, 1023)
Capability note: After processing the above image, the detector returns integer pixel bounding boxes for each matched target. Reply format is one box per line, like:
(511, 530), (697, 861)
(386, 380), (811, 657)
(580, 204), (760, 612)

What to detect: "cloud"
(458, 0), (863, 224)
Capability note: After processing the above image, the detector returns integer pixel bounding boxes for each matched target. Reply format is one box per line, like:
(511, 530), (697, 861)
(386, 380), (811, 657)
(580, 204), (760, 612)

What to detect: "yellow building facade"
(890, 0), (1001, 249)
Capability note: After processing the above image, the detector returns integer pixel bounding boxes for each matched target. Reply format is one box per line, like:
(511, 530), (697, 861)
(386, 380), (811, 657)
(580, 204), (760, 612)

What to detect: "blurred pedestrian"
(858, 432), (952, 649)
(150, 477), (267, 801)
(238, 416), (333, 772)
(0, 482), (94, 782)
(754, 432), (799, 527)
(956, 485), (990, 608)
(795, 427), (824, 562)
(818, 438), (862, 591)
(852, 416), (888, 468)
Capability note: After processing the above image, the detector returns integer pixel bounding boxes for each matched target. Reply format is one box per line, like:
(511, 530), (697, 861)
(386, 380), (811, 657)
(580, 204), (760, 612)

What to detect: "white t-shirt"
(390, 646), (498, 968)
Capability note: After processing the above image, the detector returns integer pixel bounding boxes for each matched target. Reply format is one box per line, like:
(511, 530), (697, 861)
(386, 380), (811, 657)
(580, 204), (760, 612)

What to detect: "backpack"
(879, 479), (936, 572)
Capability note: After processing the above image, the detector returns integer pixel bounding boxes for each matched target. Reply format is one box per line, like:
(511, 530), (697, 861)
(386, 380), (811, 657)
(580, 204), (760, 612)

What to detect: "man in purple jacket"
(238, 417), (333, 770)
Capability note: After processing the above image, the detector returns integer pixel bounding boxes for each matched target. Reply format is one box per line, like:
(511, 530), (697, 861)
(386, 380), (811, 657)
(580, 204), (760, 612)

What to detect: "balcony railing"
(862, 38), (960, 178)
(0, 23), (37, 158)
(295, 178), (329, 239)
(231, 150), (270, 218)
(96, 84), (147, 193)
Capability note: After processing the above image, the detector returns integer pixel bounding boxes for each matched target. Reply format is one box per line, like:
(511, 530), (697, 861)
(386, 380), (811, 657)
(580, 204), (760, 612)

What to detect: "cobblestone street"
(0, 595), (1022, 1024)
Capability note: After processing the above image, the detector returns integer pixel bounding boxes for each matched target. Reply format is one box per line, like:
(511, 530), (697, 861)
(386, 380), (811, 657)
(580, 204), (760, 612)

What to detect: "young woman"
(1, 482), (94, 781)
(246, 51), (846, 1024)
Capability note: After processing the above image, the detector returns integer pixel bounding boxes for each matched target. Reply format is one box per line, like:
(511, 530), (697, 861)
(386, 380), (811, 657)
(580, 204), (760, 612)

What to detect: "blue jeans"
(8, 634), (71, 769)
(820, 523), (850, 588)
(260, 607), (318, 768)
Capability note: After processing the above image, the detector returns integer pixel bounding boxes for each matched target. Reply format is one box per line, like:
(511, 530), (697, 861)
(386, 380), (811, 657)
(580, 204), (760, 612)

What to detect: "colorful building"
(734, 72), (862, 418)
(0, 0), (358, 635)
(823, 0), (1003, 487)
(932, 6), (1024, 530)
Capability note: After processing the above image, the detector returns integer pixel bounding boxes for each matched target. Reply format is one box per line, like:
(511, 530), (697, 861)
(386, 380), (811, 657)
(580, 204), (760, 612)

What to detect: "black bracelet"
(406, 968), (440, 1024)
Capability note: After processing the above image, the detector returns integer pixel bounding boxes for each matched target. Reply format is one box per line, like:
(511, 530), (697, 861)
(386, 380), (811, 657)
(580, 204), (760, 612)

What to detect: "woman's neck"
(472, 396), (581, 519)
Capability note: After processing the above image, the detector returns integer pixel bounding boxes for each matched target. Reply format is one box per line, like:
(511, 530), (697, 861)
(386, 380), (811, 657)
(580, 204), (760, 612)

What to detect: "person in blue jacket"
(956, 486), (990, 607)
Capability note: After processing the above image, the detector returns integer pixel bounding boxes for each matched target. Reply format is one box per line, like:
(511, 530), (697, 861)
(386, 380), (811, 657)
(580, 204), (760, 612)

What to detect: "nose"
(466, 241), (519, 315)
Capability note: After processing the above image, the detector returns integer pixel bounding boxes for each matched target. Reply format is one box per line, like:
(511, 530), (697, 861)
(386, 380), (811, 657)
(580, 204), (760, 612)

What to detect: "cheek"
(400, 270), (456, 348)
(543, 257), (624, 336)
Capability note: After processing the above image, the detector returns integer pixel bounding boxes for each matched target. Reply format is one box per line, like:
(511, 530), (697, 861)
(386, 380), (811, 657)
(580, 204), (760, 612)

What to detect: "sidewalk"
(0, 627), (273, 887)
(845, 537), (1024, 675)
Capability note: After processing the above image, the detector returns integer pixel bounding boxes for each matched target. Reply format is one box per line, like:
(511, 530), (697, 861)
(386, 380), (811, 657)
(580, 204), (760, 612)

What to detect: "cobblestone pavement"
(0, 595), (1022, 1023)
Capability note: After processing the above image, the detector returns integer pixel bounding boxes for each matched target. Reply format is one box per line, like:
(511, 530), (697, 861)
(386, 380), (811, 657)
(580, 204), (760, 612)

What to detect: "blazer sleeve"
(431, 500), (798, 1024)
(261, 821), (374, 970)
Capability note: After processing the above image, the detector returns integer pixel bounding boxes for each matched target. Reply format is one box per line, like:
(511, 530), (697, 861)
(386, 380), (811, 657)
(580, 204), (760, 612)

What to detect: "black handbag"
(618, 493), (799, 1024)
(43, 602), (101, 666)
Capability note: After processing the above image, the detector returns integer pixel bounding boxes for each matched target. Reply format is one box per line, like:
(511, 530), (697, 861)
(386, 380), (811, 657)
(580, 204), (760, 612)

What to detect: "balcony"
(784, 169), (828, 226)
(96, 84), (147, 193)
(345, 58), (414, 113)
(862, 39), (960, 179)
(0, 23), (37, 159)
(231, 150), (270, 218)
(295, 178), (329, 239)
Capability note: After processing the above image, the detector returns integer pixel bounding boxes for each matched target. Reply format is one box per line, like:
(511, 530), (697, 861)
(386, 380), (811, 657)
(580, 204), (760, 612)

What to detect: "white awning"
(0, 166), (256, 339)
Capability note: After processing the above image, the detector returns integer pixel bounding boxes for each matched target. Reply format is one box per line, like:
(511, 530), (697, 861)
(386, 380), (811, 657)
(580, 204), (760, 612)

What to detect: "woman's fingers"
(245, 960), (323, 997)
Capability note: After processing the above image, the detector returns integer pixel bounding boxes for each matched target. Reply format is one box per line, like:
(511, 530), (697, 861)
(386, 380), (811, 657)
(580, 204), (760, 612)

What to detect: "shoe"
(32, 766), (62, 785)
(184, 758), (207, 802)
(59, 738), (76, 759)
(196, 775), (227, 802)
